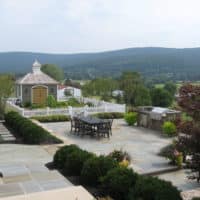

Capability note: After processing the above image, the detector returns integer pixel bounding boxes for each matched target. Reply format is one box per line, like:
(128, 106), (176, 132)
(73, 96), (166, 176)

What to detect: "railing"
(6, 100), (126, 118)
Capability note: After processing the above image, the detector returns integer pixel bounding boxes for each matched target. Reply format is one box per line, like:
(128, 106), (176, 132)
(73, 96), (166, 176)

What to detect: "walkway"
(0, 144), (72, 198)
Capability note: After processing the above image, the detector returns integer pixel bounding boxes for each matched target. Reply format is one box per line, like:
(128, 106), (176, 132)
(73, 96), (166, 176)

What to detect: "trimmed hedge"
(92, 112), (124, 119)
(5, 111), (62, 144)
(32, 115), (70, 122)
(53, 144), (80, 169)
(81, 155), (118, 186)
(129, 176), (182, 200)
(64, 148), (94, 176)
(101, 167), (138, 200)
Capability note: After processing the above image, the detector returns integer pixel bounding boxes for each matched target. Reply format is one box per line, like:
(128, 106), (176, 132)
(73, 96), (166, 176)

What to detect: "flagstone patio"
(41, 119), (200, 192)
(42, 119), (173, 174)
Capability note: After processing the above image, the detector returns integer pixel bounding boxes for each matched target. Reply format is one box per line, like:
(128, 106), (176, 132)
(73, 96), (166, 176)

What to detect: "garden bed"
(50, 144), (182, 200)
(5, 111), (63, 145)
(31, 115), (70, 122)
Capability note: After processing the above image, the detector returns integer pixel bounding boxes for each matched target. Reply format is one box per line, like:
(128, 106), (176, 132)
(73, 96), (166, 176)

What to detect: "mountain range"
(0, 47), (200, 80)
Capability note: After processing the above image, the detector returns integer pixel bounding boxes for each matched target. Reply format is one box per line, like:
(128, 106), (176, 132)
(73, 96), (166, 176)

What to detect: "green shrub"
(101, 95), (111, 102)
(46, 95), (57, 107)
(5, 111), (62, 144)
(81, 155), (118, 186)
(158, 143), (176, 164)
(92, 112), (124, 119)
(53, 144), (80, 169)
(108, 150), (131, 162)
(64, 148), (94, 176)
(128, 176), (182, 200)
(101, 167), (138, 200)
(55, 101), (68, 108)
(23, 102), (31, 108)
(192, 198), (200, 200)
(31, 104), (46, 109)
(176, 153), (183, 168)
(124, 112), (138, 126)
(162, 121), (177, 136)
(32, 115), (70, 122)
(67, 98), (83, 107)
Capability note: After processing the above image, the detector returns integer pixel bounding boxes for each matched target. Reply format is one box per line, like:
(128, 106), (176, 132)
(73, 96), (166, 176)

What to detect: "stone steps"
(0, 123), (16, 143)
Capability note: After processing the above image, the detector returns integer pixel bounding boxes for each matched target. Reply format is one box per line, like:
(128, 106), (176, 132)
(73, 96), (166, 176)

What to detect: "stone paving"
(158, 169), (200, 191)
(0, 122), (16, 143)
(42, 119), (173, 174)
(0, 144), (73, 198)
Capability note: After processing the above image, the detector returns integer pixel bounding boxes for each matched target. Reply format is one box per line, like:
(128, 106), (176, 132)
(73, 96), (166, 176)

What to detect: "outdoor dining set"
(70, 116), (113, 138)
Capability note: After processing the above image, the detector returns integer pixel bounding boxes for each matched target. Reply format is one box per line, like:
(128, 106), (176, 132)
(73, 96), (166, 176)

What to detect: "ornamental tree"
(178, 84), (200, 124)
(177, 84), (200, 182)
(0, 75), (14, 119)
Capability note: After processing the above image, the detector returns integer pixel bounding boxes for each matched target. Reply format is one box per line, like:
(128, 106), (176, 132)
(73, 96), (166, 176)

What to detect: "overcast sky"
(0, 0), (200, 53)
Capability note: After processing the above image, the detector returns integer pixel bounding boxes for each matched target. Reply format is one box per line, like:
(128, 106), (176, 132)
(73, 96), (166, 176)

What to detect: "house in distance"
(15, 60), (58, 105)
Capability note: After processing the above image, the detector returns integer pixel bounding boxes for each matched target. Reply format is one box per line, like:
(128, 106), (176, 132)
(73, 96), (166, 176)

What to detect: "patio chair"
(82, 123), (94, 136)
(74, 118), (83, 135)
(96, 122), (110, 138)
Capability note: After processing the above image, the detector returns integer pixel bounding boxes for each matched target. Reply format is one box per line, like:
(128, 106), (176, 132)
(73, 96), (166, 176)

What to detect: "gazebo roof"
(16, 61), (58, 85)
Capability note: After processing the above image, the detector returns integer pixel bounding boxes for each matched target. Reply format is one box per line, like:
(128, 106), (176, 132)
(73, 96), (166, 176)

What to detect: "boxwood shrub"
(124, 112), (138, 126)
(162, 121), (177, 136)
(5, 111), (62, 144)
(81, 155), (118, 186)
(92, 112), (124, 119)
(53, 144), (80, 169)
(32, 115), (70, 122)
(101, 167), (138, 200)
(128, 176), (182, 200)
(64, 148), (94, 176)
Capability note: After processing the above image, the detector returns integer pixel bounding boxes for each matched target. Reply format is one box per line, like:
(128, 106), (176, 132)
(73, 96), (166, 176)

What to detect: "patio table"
(74, 116), (111, 138)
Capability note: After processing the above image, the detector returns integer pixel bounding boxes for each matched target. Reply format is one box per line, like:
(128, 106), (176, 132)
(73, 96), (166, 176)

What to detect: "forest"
(1, 47), (200, 81)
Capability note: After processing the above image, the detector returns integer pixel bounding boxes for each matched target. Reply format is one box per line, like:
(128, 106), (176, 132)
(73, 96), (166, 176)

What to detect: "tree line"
(82, 71), (177, 108)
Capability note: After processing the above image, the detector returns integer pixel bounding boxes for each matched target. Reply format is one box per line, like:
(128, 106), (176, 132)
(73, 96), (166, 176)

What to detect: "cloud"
(0, 0), (200, 53)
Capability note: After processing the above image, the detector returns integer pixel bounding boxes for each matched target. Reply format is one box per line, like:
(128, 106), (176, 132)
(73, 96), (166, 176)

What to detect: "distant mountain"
(0, 47), (200, 80)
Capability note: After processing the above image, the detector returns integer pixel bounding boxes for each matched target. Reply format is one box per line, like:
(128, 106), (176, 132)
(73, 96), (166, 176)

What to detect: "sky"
(0, 0), (200, 53)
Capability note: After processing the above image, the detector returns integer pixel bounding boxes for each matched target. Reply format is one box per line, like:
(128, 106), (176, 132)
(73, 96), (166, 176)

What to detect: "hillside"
(0, 47), (200, 80)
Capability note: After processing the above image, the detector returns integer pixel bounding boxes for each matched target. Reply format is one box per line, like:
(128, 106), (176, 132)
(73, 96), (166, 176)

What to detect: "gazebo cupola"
(32, 60), (42, 74)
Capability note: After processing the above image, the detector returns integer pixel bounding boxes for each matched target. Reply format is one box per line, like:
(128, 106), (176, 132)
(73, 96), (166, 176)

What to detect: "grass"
(155, 81), (200, 89)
